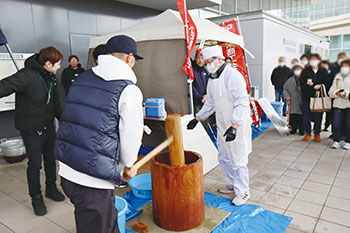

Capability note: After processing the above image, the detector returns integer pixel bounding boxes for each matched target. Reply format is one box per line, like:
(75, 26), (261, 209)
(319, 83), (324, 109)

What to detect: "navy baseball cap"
(105, 35), (143, 60)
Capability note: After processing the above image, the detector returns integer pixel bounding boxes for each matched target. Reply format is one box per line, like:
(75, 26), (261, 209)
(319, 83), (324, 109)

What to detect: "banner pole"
(236, 16), (251, 88)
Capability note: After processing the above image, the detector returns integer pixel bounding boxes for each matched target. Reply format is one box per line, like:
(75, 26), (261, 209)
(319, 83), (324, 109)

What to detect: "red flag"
(219, 20), (251, 94)
(177, 0), (198, 81)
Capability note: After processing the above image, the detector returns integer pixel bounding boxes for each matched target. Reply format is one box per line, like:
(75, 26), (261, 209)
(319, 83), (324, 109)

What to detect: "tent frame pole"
(236, 16), (251, 88)
(4, 44), (20, 71)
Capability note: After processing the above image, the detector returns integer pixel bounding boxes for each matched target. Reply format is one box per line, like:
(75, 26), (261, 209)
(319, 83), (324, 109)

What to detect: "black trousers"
(61, 178), (120, 233)
(290, 114), (304, 133)
(20, 127), (57, 197)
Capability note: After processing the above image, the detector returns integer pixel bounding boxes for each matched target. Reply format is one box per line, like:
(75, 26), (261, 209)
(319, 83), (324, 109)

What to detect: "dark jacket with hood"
(0, 54), (62, 131)
(271, 65), (291, 90)
(192, 60), (209, 105)
(300, 66), (330, 102)
(61, 64), (85, 95)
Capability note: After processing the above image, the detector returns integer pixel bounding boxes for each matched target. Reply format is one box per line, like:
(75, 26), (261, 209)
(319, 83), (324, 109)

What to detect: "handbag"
(310, 84), (332, 112)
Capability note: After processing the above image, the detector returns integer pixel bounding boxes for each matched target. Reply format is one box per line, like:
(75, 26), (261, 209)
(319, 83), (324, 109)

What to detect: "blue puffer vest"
(54, 69), (132, 184)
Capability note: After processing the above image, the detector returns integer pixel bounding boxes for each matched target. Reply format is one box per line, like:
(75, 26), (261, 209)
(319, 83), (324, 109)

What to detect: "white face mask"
(294, 69), (302, 76)
(340, 67), (349, 75)
(310, 60), (319, 68)
(206, 59), (219, 74)
(301, 60), (308, 66)
(279, 62), (285, 67)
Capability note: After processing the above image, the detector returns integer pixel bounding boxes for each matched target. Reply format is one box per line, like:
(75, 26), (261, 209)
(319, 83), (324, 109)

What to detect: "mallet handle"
(133, 135), (174, 170)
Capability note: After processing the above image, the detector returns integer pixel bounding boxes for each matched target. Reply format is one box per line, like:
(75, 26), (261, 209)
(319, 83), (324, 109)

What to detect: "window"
(270, 0), (278, 10)
(314, 2), (324, 10)
(343, 34), (350, 48)
(345, 7), (350, 13)
(262, 0), (270, 10)
(330, 35), (341, 49)
(324, 9), (334, 17)
(347, 0), (350, 6)
(335, 7), (345, 15)
(330, 50), (341, 62)
(251, 0), (261, 11)
(237, 0), (249, 12)
(335, 0), (345, 8)
(222, 0), (236, 14)
(325, 1), (335, 8)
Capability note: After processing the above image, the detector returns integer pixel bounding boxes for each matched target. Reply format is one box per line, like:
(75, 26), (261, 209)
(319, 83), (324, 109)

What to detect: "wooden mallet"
(132, 114), (185, 170)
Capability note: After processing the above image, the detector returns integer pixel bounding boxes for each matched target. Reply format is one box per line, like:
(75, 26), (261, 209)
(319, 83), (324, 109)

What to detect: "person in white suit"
(187, 45), (252, 205)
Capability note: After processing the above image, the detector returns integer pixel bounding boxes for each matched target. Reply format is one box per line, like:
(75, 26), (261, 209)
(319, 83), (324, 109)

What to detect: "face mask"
(340, 67), (349, 75)
(206, 59), (219, 74)
(301, 60), (308, 65)
(294, 69), (302, 76)
(310, 60), (319, 68)
(279, 62), (285, 67)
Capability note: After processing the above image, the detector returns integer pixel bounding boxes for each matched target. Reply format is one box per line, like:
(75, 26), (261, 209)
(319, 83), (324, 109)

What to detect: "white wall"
(262, 16), (329, 101)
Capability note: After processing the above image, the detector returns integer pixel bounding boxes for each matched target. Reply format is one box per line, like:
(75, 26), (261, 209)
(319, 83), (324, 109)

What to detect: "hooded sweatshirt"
(57, 55), (143, 189)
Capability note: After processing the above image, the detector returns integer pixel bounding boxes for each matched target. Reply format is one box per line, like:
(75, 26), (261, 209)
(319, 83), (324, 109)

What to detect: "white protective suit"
(196, 64), (252, 195)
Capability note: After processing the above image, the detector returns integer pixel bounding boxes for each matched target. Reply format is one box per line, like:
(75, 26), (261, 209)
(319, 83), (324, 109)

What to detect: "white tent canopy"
(90, 9), (244, 48)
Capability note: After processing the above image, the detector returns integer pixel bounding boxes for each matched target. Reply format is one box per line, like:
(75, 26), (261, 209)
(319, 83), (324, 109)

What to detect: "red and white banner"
(219, 20), (250, 94)
(177, 0), (198, 81)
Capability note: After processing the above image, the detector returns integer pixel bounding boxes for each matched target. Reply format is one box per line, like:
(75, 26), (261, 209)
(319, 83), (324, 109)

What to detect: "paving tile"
(251, 170), (281, 184)
(287, 199), (323, 218)
(51, 211), (76, 231)
(259, 203), (285, 215)
(301, 180), (331, 194)
(334, 177), (350, 189)
(284, 169), (310, 180)
(259, 192), (293, 209)
(314, 220), (350, 233)
(276, 175), (305, 189)
(285, 227), (306, 233)
(329, 186), (350, 200)
(0, 222), (14, 233)
(249, 188), (265, 202)
(307, 173), (335, 185)
(325, 196), (350, 212)
(285, 210), (317, 232)
(249, 179), (274, 192)
(268, 183), (299, 198)
(26, 221), (67, 233)
(5, 213), (52, 233)
(320, 206), (350, 227)
(295, 189), (328, 205)
(337, 170), (350, 179)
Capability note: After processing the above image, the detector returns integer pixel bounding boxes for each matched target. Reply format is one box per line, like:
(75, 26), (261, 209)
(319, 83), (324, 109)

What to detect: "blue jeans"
(275, 89), (287, 114)
(333, 108), (350, 143)
(302, 101), (323, 134)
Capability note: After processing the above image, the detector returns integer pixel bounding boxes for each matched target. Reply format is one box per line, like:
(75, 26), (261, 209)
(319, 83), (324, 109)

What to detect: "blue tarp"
(123, 192), (292, 233)
(0, 28), (8, 45)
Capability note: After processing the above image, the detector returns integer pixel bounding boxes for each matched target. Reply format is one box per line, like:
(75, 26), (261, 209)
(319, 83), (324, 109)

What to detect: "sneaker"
(218, 185), (235, 194)
(46, 187), (65, 202)
(232, 192), (251, 206)
(331, 142), (340, 149)
(343, 142), (350, 150)
(32, 195), (47, 216)
(115, 180), (128, 189)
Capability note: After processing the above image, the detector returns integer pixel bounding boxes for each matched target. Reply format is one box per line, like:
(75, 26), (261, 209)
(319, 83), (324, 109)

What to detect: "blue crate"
(145, 98), (165, 118)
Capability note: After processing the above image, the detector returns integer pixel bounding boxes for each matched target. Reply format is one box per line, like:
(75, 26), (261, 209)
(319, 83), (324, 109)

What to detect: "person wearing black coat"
(0, 47), (65, 216)
(270, 56), (291, 116)
(300, 53), (330, 143)
(61, 55), (85, 95)
(192, 50), (209, 112)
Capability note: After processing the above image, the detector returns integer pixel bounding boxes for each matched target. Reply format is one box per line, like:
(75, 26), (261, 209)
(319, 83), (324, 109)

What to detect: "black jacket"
(61, 64), (85, 95)
(329, 62), (340, 84)
(0, 54), (62, 131)
(191, 60), (208, 105)
(300, 66), (330, 102)
(271, 66), (291, 90)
